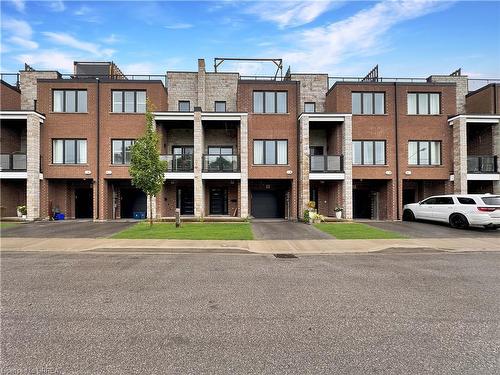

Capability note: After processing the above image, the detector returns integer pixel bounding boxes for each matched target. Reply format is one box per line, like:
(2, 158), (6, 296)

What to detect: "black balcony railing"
(203, 155), (239, 172)
(467, 155), (498, 173)
(310, 155), (343, 172)
(0, 153), (27, 171)
(161, 154), (193, 172)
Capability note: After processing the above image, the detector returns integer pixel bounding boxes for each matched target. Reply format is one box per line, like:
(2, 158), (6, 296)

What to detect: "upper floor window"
(52, 139), (87, 164)
(253, 140), (288, 165)
(53, 90), (87, 113)
(352, 92), (385, 115)
(112, 139), (135, 164)
(304, 102), (316, 113)
(253, 91), (287, 114)
(408, 93), (440, 115)
(214, 101), (226, 112)
(178, 101), (190, 112)
(112, 91), (146, 113)
(408, 140), (441, 165)
(353, 140), (386, 165)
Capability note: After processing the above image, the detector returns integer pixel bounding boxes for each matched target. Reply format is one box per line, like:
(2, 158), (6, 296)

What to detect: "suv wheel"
(449, 213), (469, 229)
(402, 209), (415, 222)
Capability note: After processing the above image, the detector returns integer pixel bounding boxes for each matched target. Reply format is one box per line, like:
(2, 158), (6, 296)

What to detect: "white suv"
(403, 194), (500, 229)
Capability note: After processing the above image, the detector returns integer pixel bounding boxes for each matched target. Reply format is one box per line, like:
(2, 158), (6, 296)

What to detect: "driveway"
(366, 220), (500, 238)
(0, 220), (135, 238)
(252, 219), (332, 240)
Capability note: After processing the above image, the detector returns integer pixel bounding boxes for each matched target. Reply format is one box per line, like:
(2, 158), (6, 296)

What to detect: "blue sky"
(1, 0), (499, 78)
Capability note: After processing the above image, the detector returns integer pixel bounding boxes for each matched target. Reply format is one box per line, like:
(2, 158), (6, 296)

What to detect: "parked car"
(402, 194), (500, 229)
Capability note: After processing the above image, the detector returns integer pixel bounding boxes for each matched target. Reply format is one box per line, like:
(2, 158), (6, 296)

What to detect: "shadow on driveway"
(1, 220), (136, 238)
(365, 220), (500, 238)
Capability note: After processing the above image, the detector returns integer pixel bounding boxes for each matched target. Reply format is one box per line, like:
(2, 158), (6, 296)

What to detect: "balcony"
(310, 155), (343, 172)
(161, 154), (193, 172)
(0, 153), (26, 171)
(203, 155), (239, 172)
(467, 156), (498, 173)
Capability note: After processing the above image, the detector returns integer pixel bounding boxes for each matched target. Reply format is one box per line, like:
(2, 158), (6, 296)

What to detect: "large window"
(112, 91), (146, 113)
(253, 140), (287, 165)
(408, 141), (441, 165)
(353, 141), (386, 165)
(352, 92), (385, 114)
(407, 93), (440, 115)
(52, 139), (87, 164)
(112, 139), (135, 164)
(253, 91), (287, 113)
(53, 90), (87, 113)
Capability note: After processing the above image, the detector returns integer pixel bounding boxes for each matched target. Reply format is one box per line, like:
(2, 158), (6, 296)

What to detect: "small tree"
(129, 99), (167, 227)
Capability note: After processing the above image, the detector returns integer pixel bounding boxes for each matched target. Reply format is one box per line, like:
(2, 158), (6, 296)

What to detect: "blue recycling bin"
(133, 211), (146, 220)
(54, 213), (65, 220)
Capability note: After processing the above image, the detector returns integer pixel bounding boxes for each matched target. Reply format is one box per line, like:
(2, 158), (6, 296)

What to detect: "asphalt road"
(1, 251), (499, 375)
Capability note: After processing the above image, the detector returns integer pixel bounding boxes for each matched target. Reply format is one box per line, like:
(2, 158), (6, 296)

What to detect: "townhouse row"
(1, 59), (499, 221)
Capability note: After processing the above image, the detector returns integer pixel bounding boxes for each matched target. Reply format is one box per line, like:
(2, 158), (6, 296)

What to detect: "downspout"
(394, 83), (400, 220)
(96, 78), (100, 219)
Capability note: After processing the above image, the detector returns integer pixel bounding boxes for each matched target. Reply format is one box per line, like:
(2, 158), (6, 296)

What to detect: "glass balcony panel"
(12, 154), (27, 170)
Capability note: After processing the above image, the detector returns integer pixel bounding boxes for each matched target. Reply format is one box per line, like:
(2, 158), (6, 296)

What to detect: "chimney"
(197, 59), (206, 110)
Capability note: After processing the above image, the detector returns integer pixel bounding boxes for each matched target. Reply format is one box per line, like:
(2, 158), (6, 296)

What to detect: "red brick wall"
(466, 85), (499, 114)
(467, 124), (493, 155)
(0, 81), (21, 110)
(0, 180), (26, 217)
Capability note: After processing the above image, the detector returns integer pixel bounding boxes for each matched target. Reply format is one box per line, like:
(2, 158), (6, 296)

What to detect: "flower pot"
(22, 214), (27, 220)
(335, 211), (342, 219)
(17, 210), (22, 218)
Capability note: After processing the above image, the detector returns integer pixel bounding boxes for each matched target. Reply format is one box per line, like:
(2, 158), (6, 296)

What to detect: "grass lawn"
(0, 222), (19, 230)
(314, 222), (407, 239)
(111, 222), (254, 240)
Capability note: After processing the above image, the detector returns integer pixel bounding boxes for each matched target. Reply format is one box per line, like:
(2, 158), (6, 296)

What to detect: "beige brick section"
(26, 114), (41, 220)
(167, 72), (198, 111)
(299, 115), (310, 215)
(197, 59), (206, 110)
(20, 70), (59, 110)
(193, 110), (204, 217)
(291, 74), (328, 113)
(239, 114), (248, 217)
(342, 115), (353, 219)
(146, 195), (158, 219)
(493, 123), (500, 194)
(428, 75), (468, 114)
(452, 117), (468, 194)
(205, 73), (239, 112)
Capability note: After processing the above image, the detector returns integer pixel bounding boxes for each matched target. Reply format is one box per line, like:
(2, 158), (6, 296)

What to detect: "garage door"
(252, 191), (281, 218)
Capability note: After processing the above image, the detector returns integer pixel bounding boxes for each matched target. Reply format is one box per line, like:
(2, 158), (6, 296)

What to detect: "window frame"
(407, 92), (441, 115)
(352, 92), (385, 115)
(52, 89), (87, 113)
(408, 140), (442, 166)
(178, 100), (191, 112)
(214, 101), (227, 112)
(52, 139), (87, 164)
(253, 139), (288, 165)
(111, 90), (147, 113)
(304, 102), (316, 113)
(252, 91), (288, 114)
(352, 140), (386, 165)
(111, 139), (135, 165)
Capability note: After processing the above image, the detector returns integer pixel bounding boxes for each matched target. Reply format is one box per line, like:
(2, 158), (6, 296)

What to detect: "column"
(193, 109), (204, 217)
(493, 123), (500, 194)
(342, 115), (353, 219)
(453, 117), (467, 194)
(146, 195), (157, 219)
(26, 114), (40, 220)
(239, 114), (249, 217)
(299, 115), (310, 215)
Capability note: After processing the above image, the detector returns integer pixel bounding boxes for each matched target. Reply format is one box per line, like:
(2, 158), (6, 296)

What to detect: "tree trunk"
(149, 195), (153, 227)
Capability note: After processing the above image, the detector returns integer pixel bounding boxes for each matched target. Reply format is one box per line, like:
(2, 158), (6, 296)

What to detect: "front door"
(177, 187), (194, 215)
(210, 188), (228, 215)
(75, 188), (93, 218)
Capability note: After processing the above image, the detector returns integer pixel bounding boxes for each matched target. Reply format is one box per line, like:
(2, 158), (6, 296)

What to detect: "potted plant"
(310, 212), (326, 224)
(17, 205), (27, 219)
(334, 206), (343, 219)
(303, 210), (310, 224)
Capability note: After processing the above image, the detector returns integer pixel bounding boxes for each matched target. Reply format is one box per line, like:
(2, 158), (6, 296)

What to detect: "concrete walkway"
(252, 220), (332, 240)
(2, 236), (500, 254)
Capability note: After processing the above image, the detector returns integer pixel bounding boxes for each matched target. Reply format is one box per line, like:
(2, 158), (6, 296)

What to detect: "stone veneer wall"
(290, 74), (328, 113)
(20, 71), (59, 110)
(342, 115), (353, 219)
(493, 123), (500, 194)
(452, 116), (468, 194)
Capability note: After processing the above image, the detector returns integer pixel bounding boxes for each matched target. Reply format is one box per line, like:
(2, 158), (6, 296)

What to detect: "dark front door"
(177, 187), (194, 215)
(75, 188), (93, 218)
(252, 190), (282, 218)
(353, 189), (372, 219)
(210, 188), (228, 215)
(403, 189), (416, 205)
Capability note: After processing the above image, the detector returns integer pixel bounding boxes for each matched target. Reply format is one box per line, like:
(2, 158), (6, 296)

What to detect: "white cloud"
(246, 0), (338, 28)
(74, 6), (91, 16)
(164, 23), (193, 30)
(274, 0), (453, 72)
(49, 0), (65, 12)
(16, 50), (74, 71)
(102, 34), (120, 44)
(2, 18), (32, 38)
(9, 36), (38, 50)
(43, 32), (115, 57)
(9, 0), (25, 12)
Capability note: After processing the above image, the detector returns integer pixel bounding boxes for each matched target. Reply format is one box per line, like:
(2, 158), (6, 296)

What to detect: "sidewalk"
(1, 237), (499, 254)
